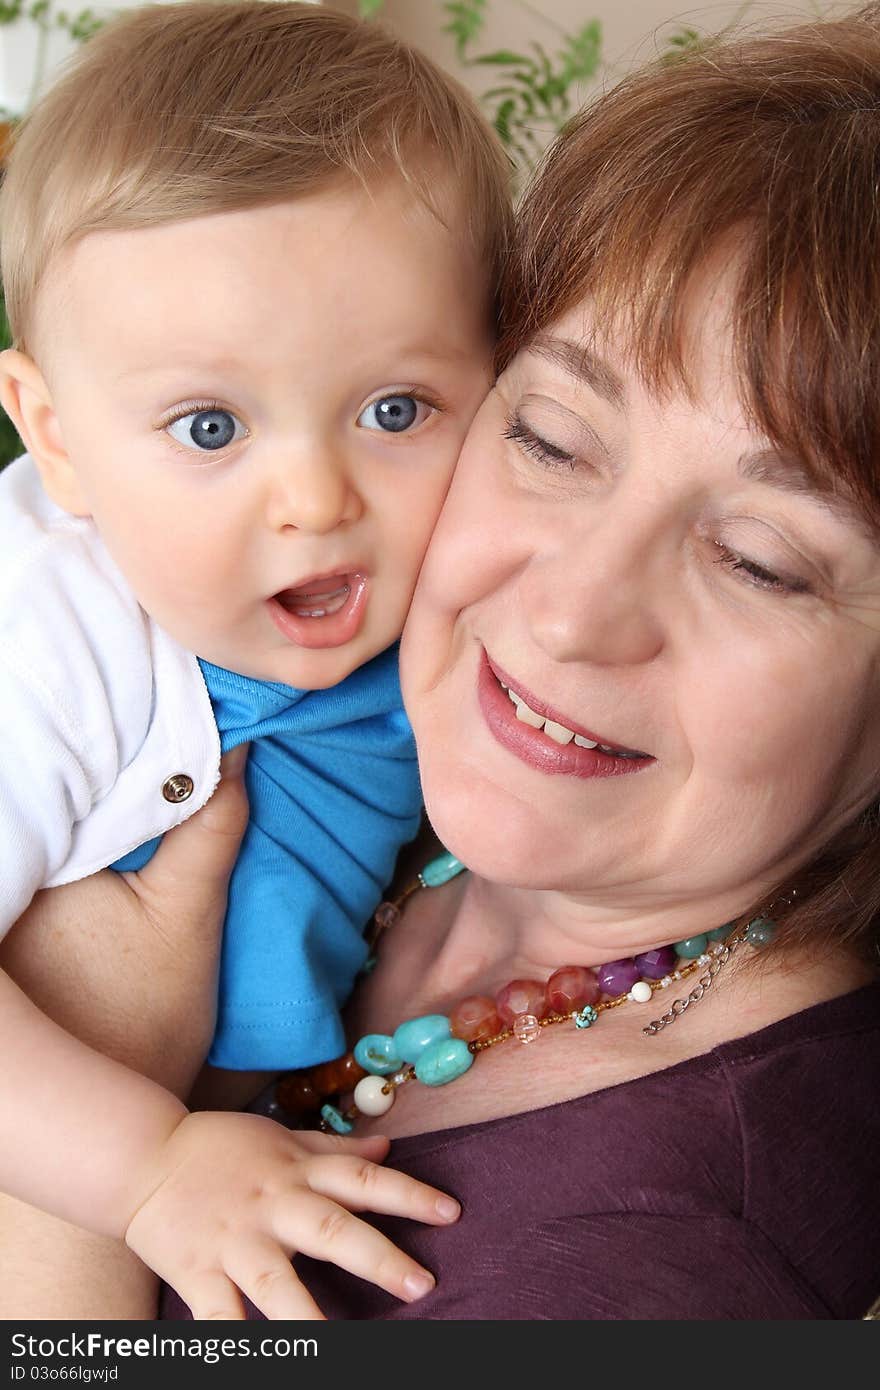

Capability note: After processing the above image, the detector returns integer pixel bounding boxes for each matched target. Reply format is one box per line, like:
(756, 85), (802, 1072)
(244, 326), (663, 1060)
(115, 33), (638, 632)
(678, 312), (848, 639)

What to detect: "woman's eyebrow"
(529, 335), (626, 409)
(740, 448), (879, 540)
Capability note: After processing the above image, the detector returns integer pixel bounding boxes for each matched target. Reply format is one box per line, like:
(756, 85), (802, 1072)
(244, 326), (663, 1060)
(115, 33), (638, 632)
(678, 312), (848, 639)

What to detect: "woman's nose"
(522, 528), (666, 668)
(265, 449), (363, 534)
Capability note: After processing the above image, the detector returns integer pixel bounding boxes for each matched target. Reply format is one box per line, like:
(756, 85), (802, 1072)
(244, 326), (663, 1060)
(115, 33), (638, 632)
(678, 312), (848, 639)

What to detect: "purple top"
(164, 983), (880, 1320)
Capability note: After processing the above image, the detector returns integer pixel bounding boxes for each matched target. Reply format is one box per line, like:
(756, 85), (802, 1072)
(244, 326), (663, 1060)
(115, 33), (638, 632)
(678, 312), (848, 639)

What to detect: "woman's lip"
(478, 651), (654, 778)
(267, 572), (368, 649)
(485, 654), (648, 755)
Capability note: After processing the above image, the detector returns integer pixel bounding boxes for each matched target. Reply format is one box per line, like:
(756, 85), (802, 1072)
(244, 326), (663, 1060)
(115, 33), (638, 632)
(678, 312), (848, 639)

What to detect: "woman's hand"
(0, 746), (249, 1099)
(124, 1111), (455, 1320)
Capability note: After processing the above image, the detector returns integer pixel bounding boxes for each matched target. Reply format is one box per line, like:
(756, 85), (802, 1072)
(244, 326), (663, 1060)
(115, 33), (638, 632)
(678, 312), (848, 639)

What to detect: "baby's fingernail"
(434, 1196), (460, 1222)
(403, 1271), (435, 1301)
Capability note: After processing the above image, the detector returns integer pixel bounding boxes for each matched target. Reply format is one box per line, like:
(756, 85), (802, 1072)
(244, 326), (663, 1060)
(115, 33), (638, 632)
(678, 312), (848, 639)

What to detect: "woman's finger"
(224, 1236), (326, 1321)
(131, 745), (250, 935)
(180, 1269), (246, 1322)
(273, 1190), (436, 1304)
(303, 1152), (460, 1226)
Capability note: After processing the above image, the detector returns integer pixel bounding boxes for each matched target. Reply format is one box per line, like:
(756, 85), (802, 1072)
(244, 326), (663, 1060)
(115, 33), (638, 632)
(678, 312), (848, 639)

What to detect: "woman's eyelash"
(713, 543), (811, 595)
(502, 421), (813, 597)
(503, 414), (576, 469)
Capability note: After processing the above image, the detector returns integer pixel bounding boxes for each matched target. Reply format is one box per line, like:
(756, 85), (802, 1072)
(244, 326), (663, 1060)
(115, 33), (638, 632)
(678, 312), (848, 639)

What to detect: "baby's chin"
(192, 633), (400, 690)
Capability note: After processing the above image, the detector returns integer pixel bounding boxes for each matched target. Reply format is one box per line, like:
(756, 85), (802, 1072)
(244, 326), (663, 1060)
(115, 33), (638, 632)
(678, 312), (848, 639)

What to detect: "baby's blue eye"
(166, 409), (247, 451)
(357, 395), (430, 433)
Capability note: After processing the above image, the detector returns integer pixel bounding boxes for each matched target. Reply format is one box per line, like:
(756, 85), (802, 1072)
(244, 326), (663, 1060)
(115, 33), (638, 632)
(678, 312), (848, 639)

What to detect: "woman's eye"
(504, 414), (576, 469)
(357, 395), (432, 434)
(166, 408), (247, 452)
(713, 543), (811, 595)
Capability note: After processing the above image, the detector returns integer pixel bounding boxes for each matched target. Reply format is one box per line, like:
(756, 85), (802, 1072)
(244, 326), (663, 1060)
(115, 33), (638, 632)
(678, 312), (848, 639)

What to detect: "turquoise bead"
(414, 1037), (474, 1087)
(420, 852), (466, 888)
(706, 924), (733, 942)
(392, 1014), (451, 1063)
(574, 1005), (598, 1029)
(353, 1033), (403, 1076)
(321, 1104), (353, 1135)
(745, 916), (777, 948)
(674, 934), (708, 958)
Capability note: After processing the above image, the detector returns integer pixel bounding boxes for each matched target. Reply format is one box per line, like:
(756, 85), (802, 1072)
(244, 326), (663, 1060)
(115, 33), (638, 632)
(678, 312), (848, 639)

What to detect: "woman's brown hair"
(499, 4), (880, 960)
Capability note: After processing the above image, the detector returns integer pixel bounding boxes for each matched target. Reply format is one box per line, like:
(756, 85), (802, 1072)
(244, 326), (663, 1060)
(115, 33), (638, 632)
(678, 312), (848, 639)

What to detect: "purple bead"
(597, 958), (640, 996)
(633, 946), (677, 980)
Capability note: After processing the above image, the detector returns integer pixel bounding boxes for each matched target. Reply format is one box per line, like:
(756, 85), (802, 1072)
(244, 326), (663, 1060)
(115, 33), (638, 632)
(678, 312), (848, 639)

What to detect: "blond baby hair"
(0, 0), (512, 348)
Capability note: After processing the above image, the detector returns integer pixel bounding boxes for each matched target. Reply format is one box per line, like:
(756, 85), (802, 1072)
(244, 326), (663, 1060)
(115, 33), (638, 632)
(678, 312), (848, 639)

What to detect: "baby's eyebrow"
(739, 448), (879, 542)
(111, 357), (242, 385)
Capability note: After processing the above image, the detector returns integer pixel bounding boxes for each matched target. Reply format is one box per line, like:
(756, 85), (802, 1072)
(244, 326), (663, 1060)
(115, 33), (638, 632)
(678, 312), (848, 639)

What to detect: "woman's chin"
(422, 767), (603, 890)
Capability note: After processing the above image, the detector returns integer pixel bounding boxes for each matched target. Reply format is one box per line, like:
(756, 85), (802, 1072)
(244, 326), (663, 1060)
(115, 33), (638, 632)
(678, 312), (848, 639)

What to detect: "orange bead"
(546, 965), (601, 1013)
(495, 978), (548, 1025)
(310, 1052), (366, 1096)
(450, 995), (503, 1043)
(275, 1074), (319, 1115)
(337, 1053), (368, 1088)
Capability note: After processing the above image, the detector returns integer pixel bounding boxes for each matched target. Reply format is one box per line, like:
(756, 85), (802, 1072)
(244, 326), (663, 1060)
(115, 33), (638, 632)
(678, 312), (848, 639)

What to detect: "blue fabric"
(112, 643), (421, 1069)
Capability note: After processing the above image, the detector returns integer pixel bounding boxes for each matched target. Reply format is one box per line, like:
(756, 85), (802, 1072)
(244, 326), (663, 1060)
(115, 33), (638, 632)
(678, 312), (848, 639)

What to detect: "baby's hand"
(124, 1110), (456, 1319)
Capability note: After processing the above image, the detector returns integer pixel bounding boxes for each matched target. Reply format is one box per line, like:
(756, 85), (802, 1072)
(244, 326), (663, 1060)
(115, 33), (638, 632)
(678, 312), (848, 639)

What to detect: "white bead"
(628, 981), (653, 1003)
(353, 1075), (395, 1117)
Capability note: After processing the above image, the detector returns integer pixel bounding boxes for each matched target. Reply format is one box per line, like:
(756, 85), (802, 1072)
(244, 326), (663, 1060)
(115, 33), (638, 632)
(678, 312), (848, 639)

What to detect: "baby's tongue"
(276, 576), (351, 618)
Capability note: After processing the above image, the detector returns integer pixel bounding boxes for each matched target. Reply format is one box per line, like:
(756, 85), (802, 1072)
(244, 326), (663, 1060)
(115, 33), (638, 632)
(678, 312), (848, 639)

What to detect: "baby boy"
(0, 1), (509, 1317)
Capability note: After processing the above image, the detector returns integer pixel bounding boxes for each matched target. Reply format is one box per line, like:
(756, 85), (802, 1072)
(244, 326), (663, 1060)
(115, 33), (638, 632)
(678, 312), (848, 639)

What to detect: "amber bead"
(546, 965), (601, 1013)
(310, 1052), (367, 1096)
(495, 978), (548, 1025)
(450, 995), (503, 1043)
(373, 901), (401, 931)
(275, 1074), (320, 1115)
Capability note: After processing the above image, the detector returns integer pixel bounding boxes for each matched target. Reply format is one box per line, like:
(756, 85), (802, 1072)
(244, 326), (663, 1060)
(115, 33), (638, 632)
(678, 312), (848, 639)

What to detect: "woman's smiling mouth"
(478, 650), (654, 777)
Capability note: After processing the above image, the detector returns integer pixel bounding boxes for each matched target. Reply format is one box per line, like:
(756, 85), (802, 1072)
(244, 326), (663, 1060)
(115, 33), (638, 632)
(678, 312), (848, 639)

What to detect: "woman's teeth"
(500, 681), (642, 758)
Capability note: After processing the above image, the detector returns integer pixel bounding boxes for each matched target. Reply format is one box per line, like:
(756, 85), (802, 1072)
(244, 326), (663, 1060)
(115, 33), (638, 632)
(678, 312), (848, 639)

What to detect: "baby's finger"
(304, 1153), (460, 1226)
(293, 1130), (390, 1162)
(275, 1191), (436, 1305)
(181, 1270), (246, 1322)
(225, 1236), (326, 1322)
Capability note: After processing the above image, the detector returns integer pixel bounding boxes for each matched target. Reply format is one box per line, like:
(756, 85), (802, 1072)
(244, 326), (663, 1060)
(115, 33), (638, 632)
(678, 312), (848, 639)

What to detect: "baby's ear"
(0, 348), (90, 515)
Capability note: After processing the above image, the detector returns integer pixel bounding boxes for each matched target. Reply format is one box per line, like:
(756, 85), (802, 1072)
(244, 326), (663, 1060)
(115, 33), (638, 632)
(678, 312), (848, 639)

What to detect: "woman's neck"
(421, 873), (755, 1000)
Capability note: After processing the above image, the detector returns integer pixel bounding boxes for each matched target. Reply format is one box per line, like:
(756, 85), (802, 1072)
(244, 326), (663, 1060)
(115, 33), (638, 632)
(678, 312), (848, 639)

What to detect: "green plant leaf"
(0, 290), (23, 471)
(481, 82), (536, 117)
(559, 20), (602, 82)
(443, 0), (487, 60)
(472, 49), (534, 69)
(493, 96), (516, 146)
(358, 0), (385, 16)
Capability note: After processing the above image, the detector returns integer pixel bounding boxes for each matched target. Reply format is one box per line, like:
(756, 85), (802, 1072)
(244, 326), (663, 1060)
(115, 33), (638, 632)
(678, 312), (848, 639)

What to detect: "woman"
(11, 4), (880, 1319)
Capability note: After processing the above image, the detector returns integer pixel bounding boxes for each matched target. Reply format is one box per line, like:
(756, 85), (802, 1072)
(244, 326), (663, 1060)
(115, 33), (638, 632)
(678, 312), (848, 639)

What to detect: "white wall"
(0, 1), (147, 114)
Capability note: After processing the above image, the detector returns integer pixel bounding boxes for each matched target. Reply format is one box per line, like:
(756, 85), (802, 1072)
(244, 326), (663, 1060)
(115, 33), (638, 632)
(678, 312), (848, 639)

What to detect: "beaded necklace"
(274, 851), (779, 1133)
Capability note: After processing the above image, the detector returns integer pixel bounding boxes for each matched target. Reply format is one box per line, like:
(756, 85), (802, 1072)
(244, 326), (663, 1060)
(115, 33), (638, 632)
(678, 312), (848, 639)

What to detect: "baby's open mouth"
(274, 576), (352, 619)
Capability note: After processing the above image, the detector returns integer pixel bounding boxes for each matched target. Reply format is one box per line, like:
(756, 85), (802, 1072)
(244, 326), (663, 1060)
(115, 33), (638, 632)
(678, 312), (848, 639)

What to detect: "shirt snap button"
(162, 773), (194, 803)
